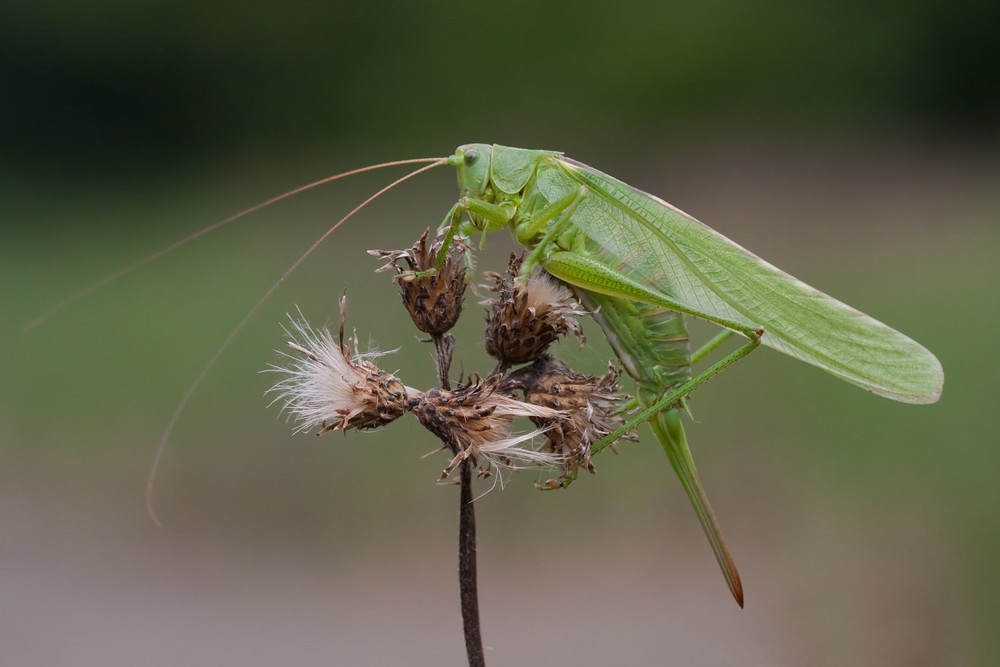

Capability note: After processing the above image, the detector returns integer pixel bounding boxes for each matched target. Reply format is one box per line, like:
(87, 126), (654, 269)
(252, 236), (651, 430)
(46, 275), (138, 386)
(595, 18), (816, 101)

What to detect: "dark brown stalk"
(459, 457), (485, 667)
(433, 333), (455, 391)
(432, 332), (484, 666)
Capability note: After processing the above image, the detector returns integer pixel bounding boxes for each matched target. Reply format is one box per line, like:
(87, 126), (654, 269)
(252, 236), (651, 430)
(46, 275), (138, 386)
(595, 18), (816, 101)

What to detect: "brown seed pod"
(484, 255), (584, 367)
(370, 228), (467, 335)
(268, 311), (410, 434)
(410, 374), (564, 480)
(506, 355), (634, 488)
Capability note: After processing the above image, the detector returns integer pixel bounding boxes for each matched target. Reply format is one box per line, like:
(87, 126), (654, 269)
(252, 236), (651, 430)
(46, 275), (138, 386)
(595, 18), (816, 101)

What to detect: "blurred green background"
(3, 2), (998, 665)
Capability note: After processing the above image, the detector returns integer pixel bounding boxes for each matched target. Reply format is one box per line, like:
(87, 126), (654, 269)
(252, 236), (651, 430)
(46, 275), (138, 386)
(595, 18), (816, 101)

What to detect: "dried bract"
(411, 374), (565, 480)
(268, 314), (410, 434)
(369, 228), (467, 335)
(484, 255), (584, 367)
(507, 355), (633, 488)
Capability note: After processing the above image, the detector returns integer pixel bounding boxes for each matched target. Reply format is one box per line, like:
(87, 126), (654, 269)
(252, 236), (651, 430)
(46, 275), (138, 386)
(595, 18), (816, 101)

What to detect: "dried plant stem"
(459, 458), (485, 667)
(431, 331), (484, 666)
(433, 333), (455, 390)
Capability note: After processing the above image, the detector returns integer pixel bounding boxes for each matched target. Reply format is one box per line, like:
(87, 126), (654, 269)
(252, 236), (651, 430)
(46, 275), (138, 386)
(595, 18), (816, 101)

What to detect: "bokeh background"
(3, 2), (998, 665)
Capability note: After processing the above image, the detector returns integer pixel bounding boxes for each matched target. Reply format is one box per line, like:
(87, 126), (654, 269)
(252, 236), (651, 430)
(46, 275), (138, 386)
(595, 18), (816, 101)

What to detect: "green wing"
(535, 157), (943, 404)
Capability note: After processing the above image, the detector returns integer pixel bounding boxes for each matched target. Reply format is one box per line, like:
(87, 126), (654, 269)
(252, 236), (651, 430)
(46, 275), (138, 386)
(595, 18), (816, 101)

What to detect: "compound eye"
(463, 149), (479, 166)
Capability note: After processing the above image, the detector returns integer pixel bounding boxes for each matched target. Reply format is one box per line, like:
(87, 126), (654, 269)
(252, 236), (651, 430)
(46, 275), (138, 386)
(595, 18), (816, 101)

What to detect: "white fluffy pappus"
(266, 315), (411, 434)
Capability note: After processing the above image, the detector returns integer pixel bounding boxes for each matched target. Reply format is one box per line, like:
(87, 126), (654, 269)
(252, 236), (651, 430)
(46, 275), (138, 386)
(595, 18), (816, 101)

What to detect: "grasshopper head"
(451, 143), (492, 200)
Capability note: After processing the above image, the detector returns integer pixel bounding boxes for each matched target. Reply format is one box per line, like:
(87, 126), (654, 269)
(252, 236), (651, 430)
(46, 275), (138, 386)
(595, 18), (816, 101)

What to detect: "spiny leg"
(544, 252), (760, 605)
(543, 250), (765, 448)
(691, 329), (736, 365)
(593, 335), (759, 607)
(591, 333), (761, 456)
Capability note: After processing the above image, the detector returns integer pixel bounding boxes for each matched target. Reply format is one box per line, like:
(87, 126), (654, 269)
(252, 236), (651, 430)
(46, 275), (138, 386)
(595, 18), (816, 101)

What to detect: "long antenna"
(145, 158), (445, 525)
(23, 157), (444, 333)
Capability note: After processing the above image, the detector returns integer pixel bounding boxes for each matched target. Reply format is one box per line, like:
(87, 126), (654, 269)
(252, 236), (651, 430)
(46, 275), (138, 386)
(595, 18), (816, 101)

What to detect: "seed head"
(370, 228), (468, 335)
(410, 374), (565, 480)
(268, 311), (410, 435)
(484, 255), (584, 367)
(507, 355), (634, 488)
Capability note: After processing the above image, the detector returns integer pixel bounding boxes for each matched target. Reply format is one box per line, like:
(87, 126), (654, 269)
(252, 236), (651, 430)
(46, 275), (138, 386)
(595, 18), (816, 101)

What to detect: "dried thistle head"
(410, 374), (565, 480)
(506, 355), (634, 489)
(369, 228), (468, 335)
(268, 300), (410, 435)
(484, 255), (584, 367)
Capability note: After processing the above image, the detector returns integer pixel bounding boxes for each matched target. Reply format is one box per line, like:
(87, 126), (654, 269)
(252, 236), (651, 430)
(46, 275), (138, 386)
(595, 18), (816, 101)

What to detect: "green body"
(444, 143), (943, 605)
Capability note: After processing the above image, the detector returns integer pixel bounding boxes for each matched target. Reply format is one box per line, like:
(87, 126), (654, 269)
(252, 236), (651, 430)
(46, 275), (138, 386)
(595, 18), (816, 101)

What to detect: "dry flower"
(484, 255), (584, 367)
(410, 374), (566, 480)
(506, 355), (634, 489)
(369, 228), (468, 335)
(267, 308), (410, 435)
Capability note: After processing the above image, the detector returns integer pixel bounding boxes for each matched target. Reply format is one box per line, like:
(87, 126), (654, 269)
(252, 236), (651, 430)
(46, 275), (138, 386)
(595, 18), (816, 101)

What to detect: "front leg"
(432, 197), (517, 269)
